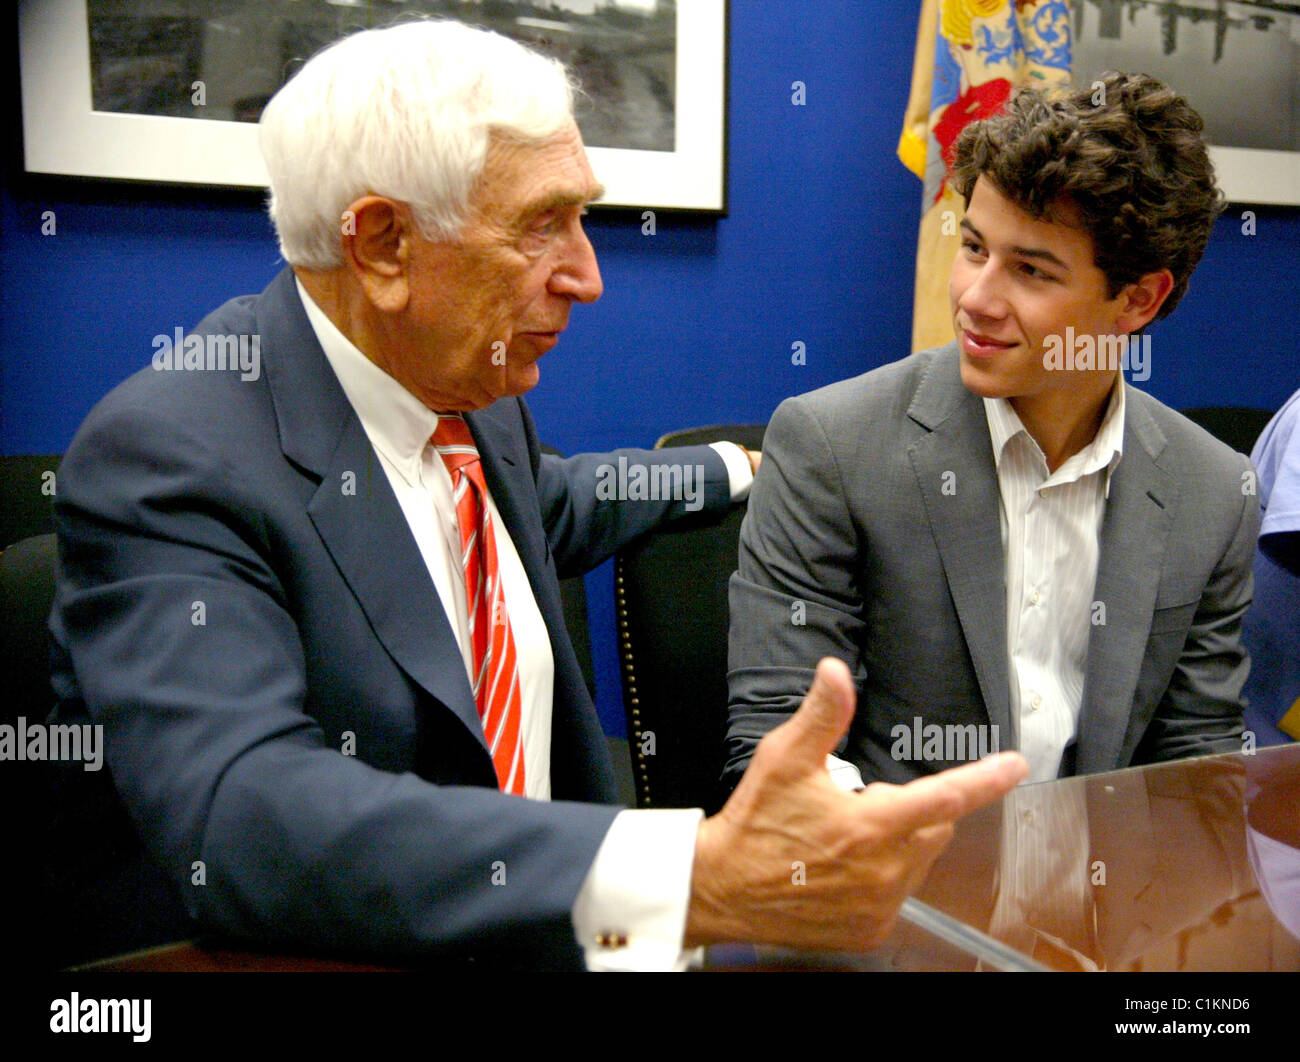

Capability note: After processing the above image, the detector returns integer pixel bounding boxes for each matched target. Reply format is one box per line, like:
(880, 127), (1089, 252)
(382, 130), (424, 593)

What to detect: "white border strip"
(19, 0), (727, 210)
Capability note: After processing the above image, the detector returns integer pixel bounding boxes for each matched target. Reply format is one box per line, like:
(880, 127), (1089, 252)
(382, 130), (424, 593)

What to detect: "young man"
(725, 72), (1259, 789)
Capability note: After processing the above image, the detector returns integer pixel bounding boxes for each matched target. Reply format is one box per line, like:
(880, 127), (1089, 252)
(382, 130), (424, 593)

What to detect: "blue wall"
(4, 1), (1298, 736)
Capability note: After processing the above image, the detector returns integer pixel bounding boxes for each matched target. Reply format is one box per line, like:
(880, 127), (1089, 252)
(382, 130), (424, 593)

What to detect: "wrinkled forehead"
(473, 124), (605, 220)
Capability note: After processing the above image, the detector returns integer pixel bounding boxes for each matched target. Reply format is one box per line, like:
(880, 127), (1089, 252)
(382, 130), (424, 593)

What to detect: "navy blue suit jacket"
(50, 267), (731, 967)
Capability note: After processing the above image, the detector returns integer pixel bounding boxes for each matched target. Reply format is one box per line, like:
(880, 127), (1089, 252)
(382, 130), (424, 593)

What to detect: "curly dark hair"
(950, 72), (1226, 319)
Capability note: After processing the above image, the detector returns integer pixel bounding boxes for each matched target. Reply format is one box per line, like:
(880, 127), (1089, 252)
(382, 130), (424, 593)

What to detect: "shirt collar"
(295, 277), (441, 486)
(983, 375), (1127, 496)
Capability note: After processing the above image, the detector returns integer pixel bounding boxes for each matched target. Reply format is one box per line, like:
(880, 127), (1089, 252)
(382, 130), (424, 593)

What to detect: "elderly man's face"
(397, 122), (604, 411)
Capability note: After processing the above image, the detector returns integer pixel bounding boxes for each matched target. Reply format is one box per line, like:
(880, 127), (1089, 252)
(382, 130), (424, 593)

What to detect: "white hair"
(259, 20), (576, 269)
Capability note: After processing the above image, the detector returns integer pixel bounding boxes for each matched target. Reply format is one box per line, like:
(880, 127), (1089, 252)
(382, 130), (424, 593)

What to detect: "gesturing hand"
(685, 657), (1027, 950)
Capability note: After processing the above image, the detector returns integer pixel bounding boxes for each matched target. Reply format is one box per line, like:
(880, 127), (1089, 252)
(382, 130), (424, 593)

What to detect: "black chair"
(1, 533), (59, 718)
(540, 444), (638, 804)
(614, 424), (765, 814)
(0, 455), (63, 712)
(1180, 406), (1276, 457)
(0, 453), (62, 546)
(1, 530), (196, 968)
(0, 455), (198, 967)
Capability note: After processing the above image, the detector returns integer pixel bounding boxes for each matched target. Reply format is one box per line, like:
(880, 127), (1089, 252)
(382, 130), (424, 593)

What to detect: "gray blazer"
(724, 343), (1260, 787)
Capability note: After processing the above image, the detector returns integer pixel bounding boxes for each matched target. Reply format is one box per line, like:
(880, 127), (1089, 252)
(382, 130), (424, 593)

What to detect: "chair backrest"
(1180, 407), (1276, 457)
(1, 454), (64, 724)
(614, 424), (764, 813)
(1, 454), (62, 547)
(0, 533), (60, 725)
(0, 530), (196, 968)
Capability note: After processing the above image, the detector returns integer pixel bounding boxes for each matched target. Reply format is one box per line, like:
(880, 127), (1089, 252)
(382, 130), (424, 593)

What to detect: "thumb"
(777, 656), (856, 770)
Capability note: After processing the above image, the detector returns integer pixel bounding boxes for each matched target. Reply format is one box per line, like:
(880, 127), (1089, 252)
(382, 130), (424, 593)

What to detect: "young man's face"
(949, 175), (1134, 409)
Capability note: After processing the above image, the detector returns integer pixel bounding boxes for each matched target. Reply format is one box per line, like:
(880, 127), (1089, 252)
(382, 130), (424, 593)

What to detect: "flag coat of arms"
(900, 0), (1073, 351)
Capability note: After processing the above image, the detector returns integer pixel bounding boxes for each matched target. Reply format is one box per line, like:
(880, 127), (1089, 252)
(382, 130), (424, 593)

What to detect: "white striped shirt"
(984, 382), (1126, 782)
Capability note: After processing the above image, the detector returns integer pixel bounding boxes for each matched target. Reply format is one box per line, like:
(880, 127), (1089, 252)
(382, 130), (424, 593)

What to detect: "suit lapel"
(466, 403), (547, 577)
(467, 403), (618, 803)
(906, 348), (1014, 744)
(256, 269), (488, 755)
(1076, 392), (1173, 773)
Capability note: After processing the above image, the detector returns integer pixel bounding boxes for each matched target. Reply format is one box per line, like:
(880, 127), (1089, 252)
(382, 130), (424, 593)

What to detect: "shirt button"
(595, 932), (629, 950)
(1030, 694), (1043, 711)
(1029, 590), (1041, 606)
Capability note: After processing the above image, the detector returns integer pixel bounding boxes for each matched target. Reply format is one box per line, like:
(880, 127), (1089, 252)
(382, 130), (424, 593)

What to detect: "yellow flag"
(901, 0), (1073, 352)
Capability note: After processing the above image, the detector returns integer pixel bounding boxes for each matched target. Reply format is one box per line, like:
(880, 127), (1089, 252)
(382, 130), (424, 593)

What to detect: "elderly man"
(50, 21), (1024, 970)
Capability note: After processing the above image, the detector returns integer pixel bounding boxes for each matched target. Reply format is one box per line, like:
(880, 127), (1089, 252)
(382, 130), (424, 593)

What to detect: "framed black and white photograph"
(1073, 0), (1300, 205)
(19, 0), (727, 211)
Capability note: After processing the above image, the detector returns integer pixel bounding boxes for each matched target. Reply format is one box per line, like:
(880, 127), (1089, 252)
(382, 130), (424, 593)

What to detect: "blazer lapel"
(466, 402), (618, 803)
(257, 269), (488, 754)
(906, 348), (1014, 745)
(1076, 392), (1174, 773)
(466, 403), (547, 576)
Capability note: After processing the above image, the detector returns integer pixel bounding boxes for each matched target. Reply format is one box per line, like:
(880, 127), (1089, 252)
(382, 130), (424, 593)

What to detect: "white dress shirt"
(986, 782), (1097, 969)
(296, 280), (751, 969)
(984, 380), (1126, 782)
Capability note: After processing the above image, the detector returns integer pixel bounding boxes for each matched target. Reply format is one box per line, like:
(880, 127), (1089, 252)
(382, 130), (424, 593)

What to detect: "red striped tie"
(432, 415), (526, 795)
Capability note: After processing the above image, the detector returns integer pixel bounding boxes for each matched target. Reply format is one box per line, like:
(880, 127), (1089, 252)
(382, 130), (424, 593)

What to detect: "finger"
(857, 751), (1027, 835)
(768, 656), (857, 772)
(936, 751), (1029, 813)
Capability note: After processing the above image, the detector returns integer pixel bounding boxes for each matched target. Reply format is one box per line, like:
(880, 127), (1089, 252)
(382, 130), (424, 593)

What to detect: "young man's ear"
(341, 196), (411, 313)
(1115, 268), (1175, 333)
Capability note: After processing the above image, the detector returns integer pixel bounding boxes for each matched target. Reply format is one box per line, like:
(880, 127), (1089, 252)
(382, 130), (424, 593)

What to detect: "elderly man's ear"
(340, 196), (411, 313)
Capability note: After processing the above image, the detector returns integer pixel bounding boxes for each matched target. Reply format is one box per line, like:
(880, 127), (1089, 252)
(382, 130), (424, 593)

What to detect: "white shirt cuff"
(572, 807), (704, 971)
(709, 441), (755, 501)
(827, 754), (865, 790)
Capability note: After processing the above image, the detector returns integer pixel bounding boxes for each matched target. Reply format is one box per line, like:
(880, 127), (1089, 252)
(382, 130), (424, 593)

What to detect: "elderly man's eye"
(531, 214), (561, 237)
